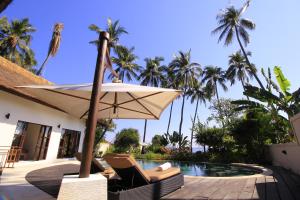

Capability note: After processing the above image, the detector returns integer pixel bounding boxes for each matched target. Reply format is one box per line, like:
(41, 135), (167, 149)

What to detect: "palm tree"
(226, 51), (255, 99)
(212, 0), (264, 89)
(89, 18), (128, 52)
(0, 17), (36, 70)
(162, 67), (179, 135)
(187, 82), (209, 152)
(36, 23), (63, 76)
(140, 57), (165, 87)
(169, 50), (201, 148)
(139, 57), (165, 153)
(0, 0), (12, 13)
(202, 66), (227, 127)
(109, 45), (141, 82)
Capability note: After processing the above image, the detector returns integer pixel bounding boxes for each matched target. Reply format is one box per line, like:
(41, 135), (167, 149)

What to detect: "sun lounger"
(74, 152), (113, 174)
(103, 153), (184, 200)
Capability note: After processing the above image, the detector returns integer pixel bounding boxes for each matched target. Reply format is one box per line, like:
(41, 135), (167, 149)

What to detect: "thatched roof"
(0, 56), (65, 112)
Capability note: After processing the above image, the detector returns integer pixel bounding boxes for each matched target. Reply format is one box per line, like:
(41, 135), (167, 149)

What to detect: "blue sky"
(3, 0), (300, 145)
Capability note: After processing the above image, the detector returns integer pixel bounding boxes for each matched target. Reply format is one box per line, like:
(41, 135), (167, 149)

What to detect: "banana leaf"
(274, 66), (291, 95)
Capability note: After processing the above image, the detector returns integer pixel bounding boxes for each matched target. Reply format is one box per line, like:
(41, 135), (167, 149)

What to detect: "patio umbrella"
(17, 82), (181, 120)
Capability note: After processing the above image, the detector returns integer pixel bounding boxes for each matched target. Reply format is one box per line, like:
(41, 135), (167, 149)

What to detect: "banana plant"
(232, 66), (300, 120)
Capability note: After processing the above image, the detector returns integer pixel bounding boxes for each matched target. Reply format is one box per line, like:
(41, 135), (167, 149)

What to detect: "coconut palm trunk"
(234, 26), (264, 89)
(37, 23), (63, 76)
(215, 83), (225, 128)
(141, 119), (147, 154)
(37, 54), (51, 75)
(166, 101), (174, 135)
(178, 75), (188, 149)
(190, 97), (200, 152)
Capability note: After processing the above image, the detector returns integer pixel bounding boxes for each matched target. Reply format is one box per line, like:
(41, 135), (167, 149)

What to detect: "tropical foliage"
(109, 45), (141, 82)
(232, 67), (300, 121)
(202, 66), (227, 127)
(212, 0), (264, 89)
(114, 128), (140, 153)
(4, 2), (299, 165)
(225, 51), (256, 100)
(208, 98), (241, 128)
(93, 119), (116, 150)
(0, 17), (37, 70)
(169, 50), (201, 147)
(139, 56), (166, 153)
(163, 131), (189, 150)
(139, 57), (165, 87)
(187, 82), (209, 152)
(89, 18), (128, 51)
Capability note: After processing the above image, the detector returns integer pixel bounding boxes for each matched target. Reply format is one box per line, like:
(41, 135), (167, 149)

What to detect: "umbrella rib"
(98, 105), (155, 117)
(118, 105), (155, 117)
(126, 92), (159, 119)
(80, 92), (109, 119)
(44, 89), (90, 101)
(117, 92), (163, 106)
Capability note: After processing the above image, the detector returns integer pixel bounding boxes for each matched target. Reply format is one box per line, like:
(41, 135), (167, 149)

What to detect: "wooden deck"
(163, 167), (300, 200)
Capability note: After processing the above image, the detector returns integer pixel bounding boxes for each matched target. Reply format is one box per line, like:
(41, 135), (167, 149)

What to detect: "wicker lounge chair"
(74, 152), (113, 174)
(103, 153), (184, 200)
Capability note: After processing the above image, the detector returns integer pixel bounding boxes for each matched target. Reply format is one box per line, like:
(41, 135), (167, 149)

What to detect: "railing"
(0, 150), (8, 176)
(6, 146), (22, 168)
(0, 146), (22, 170)
(0, 146), (10, 177)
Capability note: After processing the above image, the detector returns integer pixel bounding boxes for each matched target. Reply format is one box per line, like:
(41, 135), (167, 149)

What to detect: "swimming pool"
(137, 160), (262, 177)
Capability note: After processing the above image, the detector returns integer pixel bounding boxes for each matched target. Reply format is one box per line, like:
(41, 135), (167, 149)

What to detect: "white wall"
(268, 143), (300, 175)
(0, 91), (86, 161)
(290, 113), (300, 144)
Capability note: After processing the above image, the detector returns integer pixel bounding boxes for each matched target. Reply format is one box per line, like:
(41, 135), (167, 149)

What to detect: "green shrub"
(114, 128), (140, 153)
(151, 134), (168, 147)
(134, 152), (169, 160)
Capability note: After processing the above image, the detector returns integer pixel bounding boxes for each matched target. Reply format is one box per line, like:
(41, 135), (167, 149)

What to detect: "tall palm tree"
(89, 18), (128, 52)
(139, 57), (165, 153)
(187, 82), (209, 152)
(212, 0), (264, 89)
(202, 66), (227, 127)
(36, 23), (64, 76)
(169, 50), (201, 148)
(0, 17), (36, 70)
(162, 66), (179, 135)
(109, 45), (141, 82)
(225, 51), (255, 99)
(0, 0), (12, 13)
(139, 57), (165, 87)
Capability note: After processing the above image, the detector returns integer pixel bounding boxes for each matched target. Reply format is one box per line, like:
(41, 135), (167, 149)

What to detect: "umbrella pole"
(79, 31), (109, 178)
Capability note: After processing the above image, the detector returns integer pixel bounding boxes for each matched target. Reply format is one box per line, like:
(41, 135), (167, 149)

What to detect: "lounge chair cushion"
(103, 154), (151, 183)
(145, 167), (181, 182)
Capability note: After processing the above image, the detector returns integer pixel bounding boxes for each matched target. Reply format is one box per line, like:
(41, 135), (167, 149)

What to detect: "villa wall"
(0, 90), (86, 161)
(268, 143), (300, 175)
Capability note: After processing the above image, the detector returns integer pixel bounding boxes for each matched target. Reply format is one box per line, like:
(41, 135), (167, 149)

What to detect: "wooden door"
(34, 126), (52, 160)
(11, 121), (28, 162)
(57, 129), (81, 158)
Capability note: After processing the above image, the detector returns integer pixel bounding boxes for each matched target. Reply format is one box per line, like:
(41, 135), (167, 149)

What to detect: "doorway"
(11, 121), (52, 161)
(57, 129), (81, 158)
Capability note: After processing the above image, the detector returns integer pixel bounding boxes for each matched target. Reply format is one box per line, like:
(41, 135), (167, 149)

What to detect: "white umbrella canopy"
(17, 82), (181, 120)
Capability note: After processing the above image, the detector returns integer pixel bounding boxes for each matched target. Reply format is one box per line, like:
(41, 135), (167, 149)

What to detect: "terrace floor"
(163, 166), (300, 200)
(0, 160), (300, 200)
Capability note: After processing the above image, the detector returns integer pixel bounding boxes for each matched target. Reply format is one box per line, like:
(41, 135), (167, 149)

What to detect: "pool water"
(137, 160), (261, 177)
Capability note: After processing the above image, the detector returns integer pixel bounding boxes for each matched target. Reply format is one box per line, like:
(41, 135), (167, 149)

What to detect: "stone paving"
(0, 159), (79, 200)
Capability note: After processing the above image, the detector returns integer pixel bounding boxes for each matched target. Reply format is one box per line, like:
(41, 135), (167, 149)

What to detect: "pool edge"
(184, 163), (272, 179)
